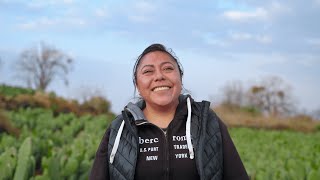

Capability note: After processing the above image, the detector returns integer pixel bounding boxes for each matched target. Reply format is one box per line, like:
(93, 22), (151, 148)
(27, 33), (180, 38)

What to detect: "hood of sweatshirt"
(109, 94), (196, 164)
(124, 94), (192, 124)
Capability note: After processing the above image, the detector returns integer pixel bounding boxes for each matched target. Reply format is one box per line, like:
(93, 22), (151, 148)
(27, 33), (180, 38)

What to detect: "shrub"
(0, 85), (114, 116)
(80, 96), (111, 115)
(0, 84), (35, 97)
(0, 110), (20, 137)
(49, 96), (79, 116)
(240, 106), (261, 116)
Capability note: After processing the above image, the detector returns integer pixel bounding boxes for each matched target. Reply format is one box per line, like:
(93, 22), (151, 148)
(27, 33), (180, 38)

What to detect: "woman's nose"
(154, 70), (165, 81)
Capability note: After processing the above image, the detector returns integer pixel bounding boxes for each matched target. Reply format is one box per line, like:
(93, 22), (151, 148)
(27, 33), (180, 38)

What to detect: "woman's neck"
(143, 101), (178, 129)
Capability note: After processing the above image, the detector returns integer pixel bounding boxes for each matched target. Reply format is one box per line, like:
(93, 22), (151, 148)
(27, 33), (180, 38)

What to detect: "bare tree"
(221, 80), (245, 107)
(311, 108), (320, 120)
(15, 42), (73, 91)
(247, 76), (295, 116)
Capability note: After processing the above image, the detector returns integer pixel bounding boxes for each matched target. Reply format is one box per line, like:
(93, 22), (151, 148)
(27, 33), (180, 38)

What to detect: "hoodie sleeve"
(89, 127), (111, 180)
(217, 118), (249, 180)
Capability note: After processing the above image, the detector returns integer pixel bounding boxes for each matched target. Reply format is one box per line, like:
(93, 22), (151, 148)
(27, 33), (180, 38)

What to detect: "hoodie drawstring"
(110, 97), (194, 163)
(186, 97), (194, 159)
(109, 120), (125, 164)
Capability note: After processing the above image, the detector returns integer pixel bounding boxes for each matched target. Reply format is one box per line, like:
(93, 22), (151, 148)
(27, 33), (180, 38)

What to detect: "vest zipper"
(138, 122), (170, 180)
(160, 127), (170, 180)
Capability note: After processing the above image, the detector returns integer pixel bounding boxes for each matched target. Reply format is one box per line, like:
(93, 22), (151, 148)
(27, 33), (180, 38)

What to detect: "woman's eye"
(164, 67), (174, 71)
(143, 70), (153, 74)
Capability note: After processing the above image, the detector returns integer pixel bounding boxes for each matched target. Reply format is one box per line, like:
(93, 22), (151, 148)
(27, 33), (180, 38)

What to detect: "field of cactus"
(230, 128), (320, 180)
(0, 108), (113, 180)
(0, 108), (319, 180)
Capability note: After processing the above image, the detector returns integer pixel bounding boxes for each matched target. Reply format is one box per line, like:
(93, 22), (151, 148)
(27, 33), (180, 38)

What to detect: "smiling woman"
(89, 43), (249, 180)
(136, 50), (183, 128)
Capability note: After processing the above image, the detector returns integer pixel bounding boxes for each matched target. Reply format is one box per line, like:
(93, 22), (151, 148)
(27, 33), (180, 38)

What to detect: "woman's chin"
(150, 96), (178, 107)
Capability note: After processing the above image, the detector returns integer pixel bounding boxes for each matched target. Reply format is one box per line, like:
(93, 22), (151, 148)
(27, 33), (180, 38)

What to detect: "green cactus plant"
(13, 137), (35, 180)
(0, 147), (17, 180)
(48, 154), (61, 179)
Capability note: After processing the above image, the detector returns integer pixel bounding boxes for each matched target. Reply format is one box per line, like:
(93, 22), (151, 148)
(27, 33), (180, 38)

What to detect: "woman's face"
(136, 51), (182, 108)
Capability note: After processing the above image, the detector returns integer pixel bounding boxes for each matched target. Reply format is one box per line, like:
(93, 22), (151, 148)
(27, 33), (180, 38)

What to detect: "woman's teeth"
(153, 86), (170, 92)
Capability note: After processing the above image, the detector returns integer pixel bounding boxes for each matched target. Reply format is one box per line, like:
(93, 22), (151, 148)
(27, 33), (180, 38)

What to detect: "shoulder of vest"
(191, 100), (210, 116)
(110, 114), (124, 129)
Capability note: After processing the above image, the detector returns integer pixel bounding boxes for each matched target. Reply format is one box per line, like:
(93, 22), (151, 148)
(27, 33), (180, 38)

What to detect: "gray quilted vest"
(107, 98), (223, 180)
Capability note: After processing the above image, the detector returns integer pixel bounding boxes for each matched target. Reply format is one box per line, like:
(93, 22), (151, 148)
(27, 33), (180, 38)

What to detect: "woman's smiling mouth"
(152, 86), (171, 92)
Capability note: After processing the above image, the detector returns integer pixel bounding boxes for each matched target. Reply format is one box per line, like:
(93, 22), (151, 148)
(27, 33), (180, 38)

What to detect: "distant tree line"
(1, 42), (319, 119)
(220, 76), (296, 117)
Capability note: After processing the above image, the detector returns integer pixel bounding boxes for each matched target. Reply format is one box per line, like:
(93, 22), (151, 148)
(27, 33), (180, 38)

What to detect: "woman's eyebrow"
(160, 61), (174, 66)
(140, 61), (174, 71)
(140, 64), (154, 71)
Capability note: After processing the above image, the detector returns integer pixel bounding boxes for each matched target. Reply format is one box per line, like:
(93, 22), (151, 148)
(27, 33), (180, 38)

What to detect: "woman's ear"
(136, 86), (141, 96)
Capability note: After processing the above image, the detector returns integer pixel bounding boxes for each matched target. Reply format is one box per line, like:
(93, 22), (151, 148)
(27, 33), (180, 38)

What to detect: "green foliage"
(0, 135), (19, 153)
(240, 106), (261, 116)
(230, 128), (320, 180)
(13, 137), (35, 180)
(0, 147), (17, 180)
(0, 108), (113, 179)
(48, 154), (61, 179)
(2, 106), (319, 179)
(308, 169), (320, 180)
(81, 96), (111, 114)
(0, 84), (35, 97)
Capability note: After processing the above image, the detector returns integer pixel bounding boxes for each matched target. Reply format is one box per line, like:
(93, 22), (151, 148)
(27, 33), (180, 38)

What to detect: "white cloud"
(200, 32), (229, 47)
(199, 31), (273, 47)
(231, 52), (288, 68)
(17, 22), (36, 30)
(95, 7), (109, 18)
(222, 2), (291, 23)
(128, 15), (151, 23)
(133, 1), (156, 14)
(62, 0), (73, 4)
(17, 17), (86, 30)
(269, 1), (291, 14)
(128, 1), (157, 23)
(206, 38), (229, 47)
(230, 32), (253, 41)
(28, 0), (74, 6)
(230, 32), (272, 44)
(223, 7), (269, 22)
(256, 35), (272, 44)
(241, 53), (319, 68)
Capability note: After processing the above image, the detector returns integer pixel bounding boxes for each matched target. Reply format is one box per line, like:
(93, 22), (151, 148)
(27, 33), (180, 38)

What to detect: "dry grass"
(0, 91), (113, 117)
(213, 105), (320, 133)
(0, 109), (20, 137)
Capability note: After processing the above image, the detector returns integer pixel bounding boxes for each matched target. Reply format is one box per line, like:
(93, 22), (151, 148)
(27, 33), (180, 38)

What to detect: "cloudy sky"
(0, 0), (319, 114)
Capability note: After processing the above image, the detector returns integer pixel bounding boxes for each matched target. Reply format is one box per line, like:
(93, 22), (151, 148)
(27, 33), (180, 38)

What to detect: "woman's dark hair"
(133, 43), (184, 87)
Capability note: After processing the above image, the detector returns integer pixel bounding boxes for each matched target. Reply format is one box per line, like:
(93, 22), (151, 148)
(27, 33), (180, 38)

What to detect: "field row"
(0, 108), (319, 179)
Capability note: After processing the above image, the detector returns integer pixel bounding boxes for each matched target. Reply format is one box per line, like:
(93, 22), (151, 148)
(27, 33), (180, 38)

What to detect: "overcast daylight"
(0, 0), (320, 114)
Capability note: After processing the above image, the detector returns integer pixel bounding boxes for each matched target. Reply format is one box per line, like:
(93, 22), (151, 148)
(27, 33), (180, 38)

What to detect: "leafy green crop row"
(1, 108), (319, 179)
(230, 128), (320, 180)
(0, 108), (114, 180)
